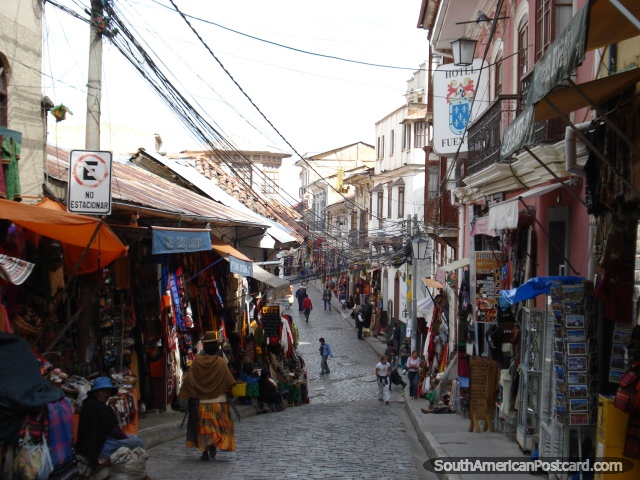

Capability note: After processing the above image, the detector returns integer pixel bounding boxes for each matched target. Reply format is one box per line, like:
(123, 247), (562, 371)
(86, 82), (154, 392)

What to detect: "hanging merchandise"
(49, 104), (73, 123)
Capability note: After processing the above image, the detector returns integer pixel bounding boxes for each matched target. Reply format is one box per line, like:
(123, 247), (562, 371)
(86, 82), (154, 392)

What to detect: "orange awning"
(0, 198), (127, 275)
(211, 235), (252, 262)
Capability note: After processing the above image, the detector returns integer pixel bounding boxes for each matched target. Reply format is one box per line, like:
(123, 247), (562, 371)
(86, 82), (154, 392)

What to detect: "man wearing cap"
(178, 331), (236, 461)
(75, 377), (144, 470)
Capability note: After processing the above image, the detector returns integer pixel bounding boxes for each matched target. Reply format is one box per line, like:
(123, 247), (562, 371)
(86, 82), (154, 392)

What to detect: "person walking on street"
(362, 301), (373, 334)
(178, 332), (237, 461)
(375, 354), (392, 404)
(302, 294), (312, 322)
(399, 339), (411, 373)
(295, 286), (306, 312)
(389, 350), (407, 391)
(352, 304), (364, 340)
(322, 285), (332, 311)
(319, 338), (334, 374)
(406, 350), (421, 400)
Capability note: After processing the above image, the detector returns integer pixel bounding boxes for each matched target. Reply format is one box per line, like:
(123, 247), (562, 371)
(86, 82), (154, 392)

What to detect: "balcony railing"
(521, 71), (565, 147)
(467, 95), (520, 177)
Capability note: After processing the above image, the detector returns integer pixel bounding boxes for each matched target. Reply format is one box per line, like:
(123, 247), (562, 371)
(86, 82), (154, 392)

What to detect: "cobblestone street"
(146, 281), (433, 479)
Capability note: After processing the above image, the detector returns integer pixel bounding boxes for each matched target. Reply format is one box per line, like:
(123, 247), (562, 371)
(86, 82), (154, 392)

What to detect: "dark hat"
(319, 337), (325, 342)
(202, 331), (220, 343)
(89, 377), (118, 395)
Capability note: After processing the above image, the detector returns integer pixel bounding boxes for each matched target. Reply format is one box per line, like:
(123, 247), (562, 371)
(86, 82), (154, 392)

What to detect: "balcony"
(520, 71), (565, 147)
(467, 95), (520, 178)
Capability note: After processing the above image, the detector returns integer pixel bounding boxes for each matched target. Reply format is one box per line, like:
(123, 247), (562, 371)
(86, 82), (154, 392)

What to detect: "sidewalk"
(359, 311), (536, 480)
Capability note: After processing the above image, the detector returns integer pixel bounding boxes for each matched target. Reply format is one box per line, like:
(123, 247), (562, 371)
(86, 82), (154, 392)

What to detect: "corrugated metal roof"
(170, 152), (306, 243)
(132, 150), (302, 244)
(45, 146), (264, 227)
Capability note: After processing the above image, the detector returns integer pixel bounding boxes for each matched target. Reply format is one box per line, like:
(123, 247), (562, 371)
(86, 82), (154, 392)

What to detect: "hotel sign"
(432, 58), (489, 156)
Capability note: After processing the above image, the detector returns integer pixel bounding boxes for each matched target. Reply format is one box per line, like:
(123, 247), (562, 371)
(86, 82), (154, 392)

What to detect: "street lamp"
(410, 236), (429, 353)
(451, 37), (477, 66)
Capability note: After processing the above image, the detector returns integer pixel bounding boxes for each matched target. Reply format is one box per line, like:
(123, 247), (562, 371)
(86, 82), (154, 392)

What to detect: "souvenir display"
(550, 281), (597, 425)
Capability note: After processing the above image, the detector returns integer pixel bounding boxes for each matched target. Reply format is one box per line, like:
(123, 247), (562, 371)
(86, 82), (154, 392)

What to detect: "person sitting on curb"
(75, 377), (144, 472)
(421, 393), (456, 414)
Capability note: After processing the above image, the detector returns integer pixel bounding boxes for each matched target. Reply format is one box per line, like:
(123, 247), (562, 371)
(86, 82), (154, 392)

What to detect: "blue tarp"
(500, 276), (584, 305)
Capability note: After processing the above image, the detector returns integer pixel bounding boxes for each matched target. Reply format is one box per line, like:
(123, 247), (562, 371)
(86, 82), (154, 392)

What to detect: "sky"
(41, 0), (429, 204)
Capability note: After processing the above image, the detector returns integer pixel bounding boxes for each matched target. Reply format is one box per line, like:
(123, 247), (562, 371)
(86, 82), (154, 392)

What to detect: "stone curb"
(403, 402), (463, 480)
(138, 405), (257, 449)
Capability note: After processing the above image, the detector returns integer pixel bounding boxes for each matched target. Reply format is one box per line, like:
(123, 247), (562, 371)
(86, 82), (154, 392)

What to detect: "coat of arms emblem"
(446, 77), (476, 135)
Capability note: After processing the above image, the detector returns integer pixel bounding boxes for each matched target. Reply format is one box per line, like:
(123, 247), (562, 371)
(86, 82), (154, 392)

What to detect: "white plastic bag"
(13, 428), (53, 480)
(108, 447), (149, 480)
(36, 435), (53, 480)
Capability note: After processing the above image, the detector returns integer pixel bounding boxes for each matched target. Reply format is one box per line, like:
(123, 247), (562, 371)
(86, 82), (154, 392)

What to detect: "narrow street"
(145, 281), (434, 479)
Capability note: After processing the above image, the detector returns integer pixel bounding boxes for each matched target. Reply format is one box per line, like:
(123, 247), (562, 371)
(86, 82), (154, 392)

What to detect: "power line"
(148, 0), (425, 72)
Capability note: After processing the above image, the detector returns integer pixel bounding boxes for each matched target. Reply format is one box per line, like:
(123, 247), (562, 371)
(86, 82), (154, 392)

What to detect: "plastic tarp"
(500, 276), (584, 305)
(0, 198), (127, 275)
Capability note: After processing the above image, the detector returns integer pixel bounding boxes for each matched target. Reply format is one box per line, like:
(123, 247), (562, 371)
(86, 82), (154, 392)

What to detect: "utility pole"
(85, 0), (104, 150)
(411, 214), (418, 353)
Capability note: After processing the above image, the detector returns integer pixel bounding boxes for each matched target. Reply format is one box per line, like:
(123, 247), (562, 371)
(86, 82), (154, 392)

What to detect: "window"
(535, 0), (552, 61)
(0, 57), (7, 127)
(377, 135), (385, 159)
(398, 187), (404, 218)
(494, 56), (503, 98)
(387, 186), (392, 218)
(517, 20), (529, 81)
(555, 1), (573, 37)
(377, 192), (383, 219)
(361, 209), (368, 236)
(414, 121), (427, 149)
(535, 0), (572, 62)
(390, 129), (395, 156)
(369, 193), (372, 219)
(262, 166), (278, 194)
(315, 192), (327, 231)
(428, 165), (440, 199)
(351, 210), (357, 230)
(402, 124), (411, 150)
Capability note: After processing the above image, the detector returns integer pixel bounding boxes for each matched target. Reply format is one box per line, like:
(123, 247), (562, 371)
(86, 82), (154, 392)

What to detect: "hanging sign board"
(474, 251), (504, 323)
(261, 305), (281, 338)
(151, 227), (212, 255)
(229, 256), (253, 277)
(432, 58), (489, 156)
(67, 150), (113, 215)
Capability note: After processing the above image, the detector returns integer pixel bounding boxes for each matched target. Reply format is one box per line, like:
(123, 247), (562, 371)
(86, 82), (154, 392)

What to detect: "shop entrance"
(547, 205), (571, 276)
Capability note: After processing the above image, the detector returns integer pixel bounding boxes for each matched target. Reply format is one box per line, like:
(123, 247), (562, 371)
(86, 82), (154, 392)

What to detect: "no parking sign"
(67, 150), (113, 215)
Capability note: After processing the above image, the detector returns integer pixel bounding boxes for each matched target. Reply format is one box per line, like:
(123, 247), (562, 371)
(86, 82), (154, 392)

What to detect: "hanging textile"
(1, 137), (21, 202)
